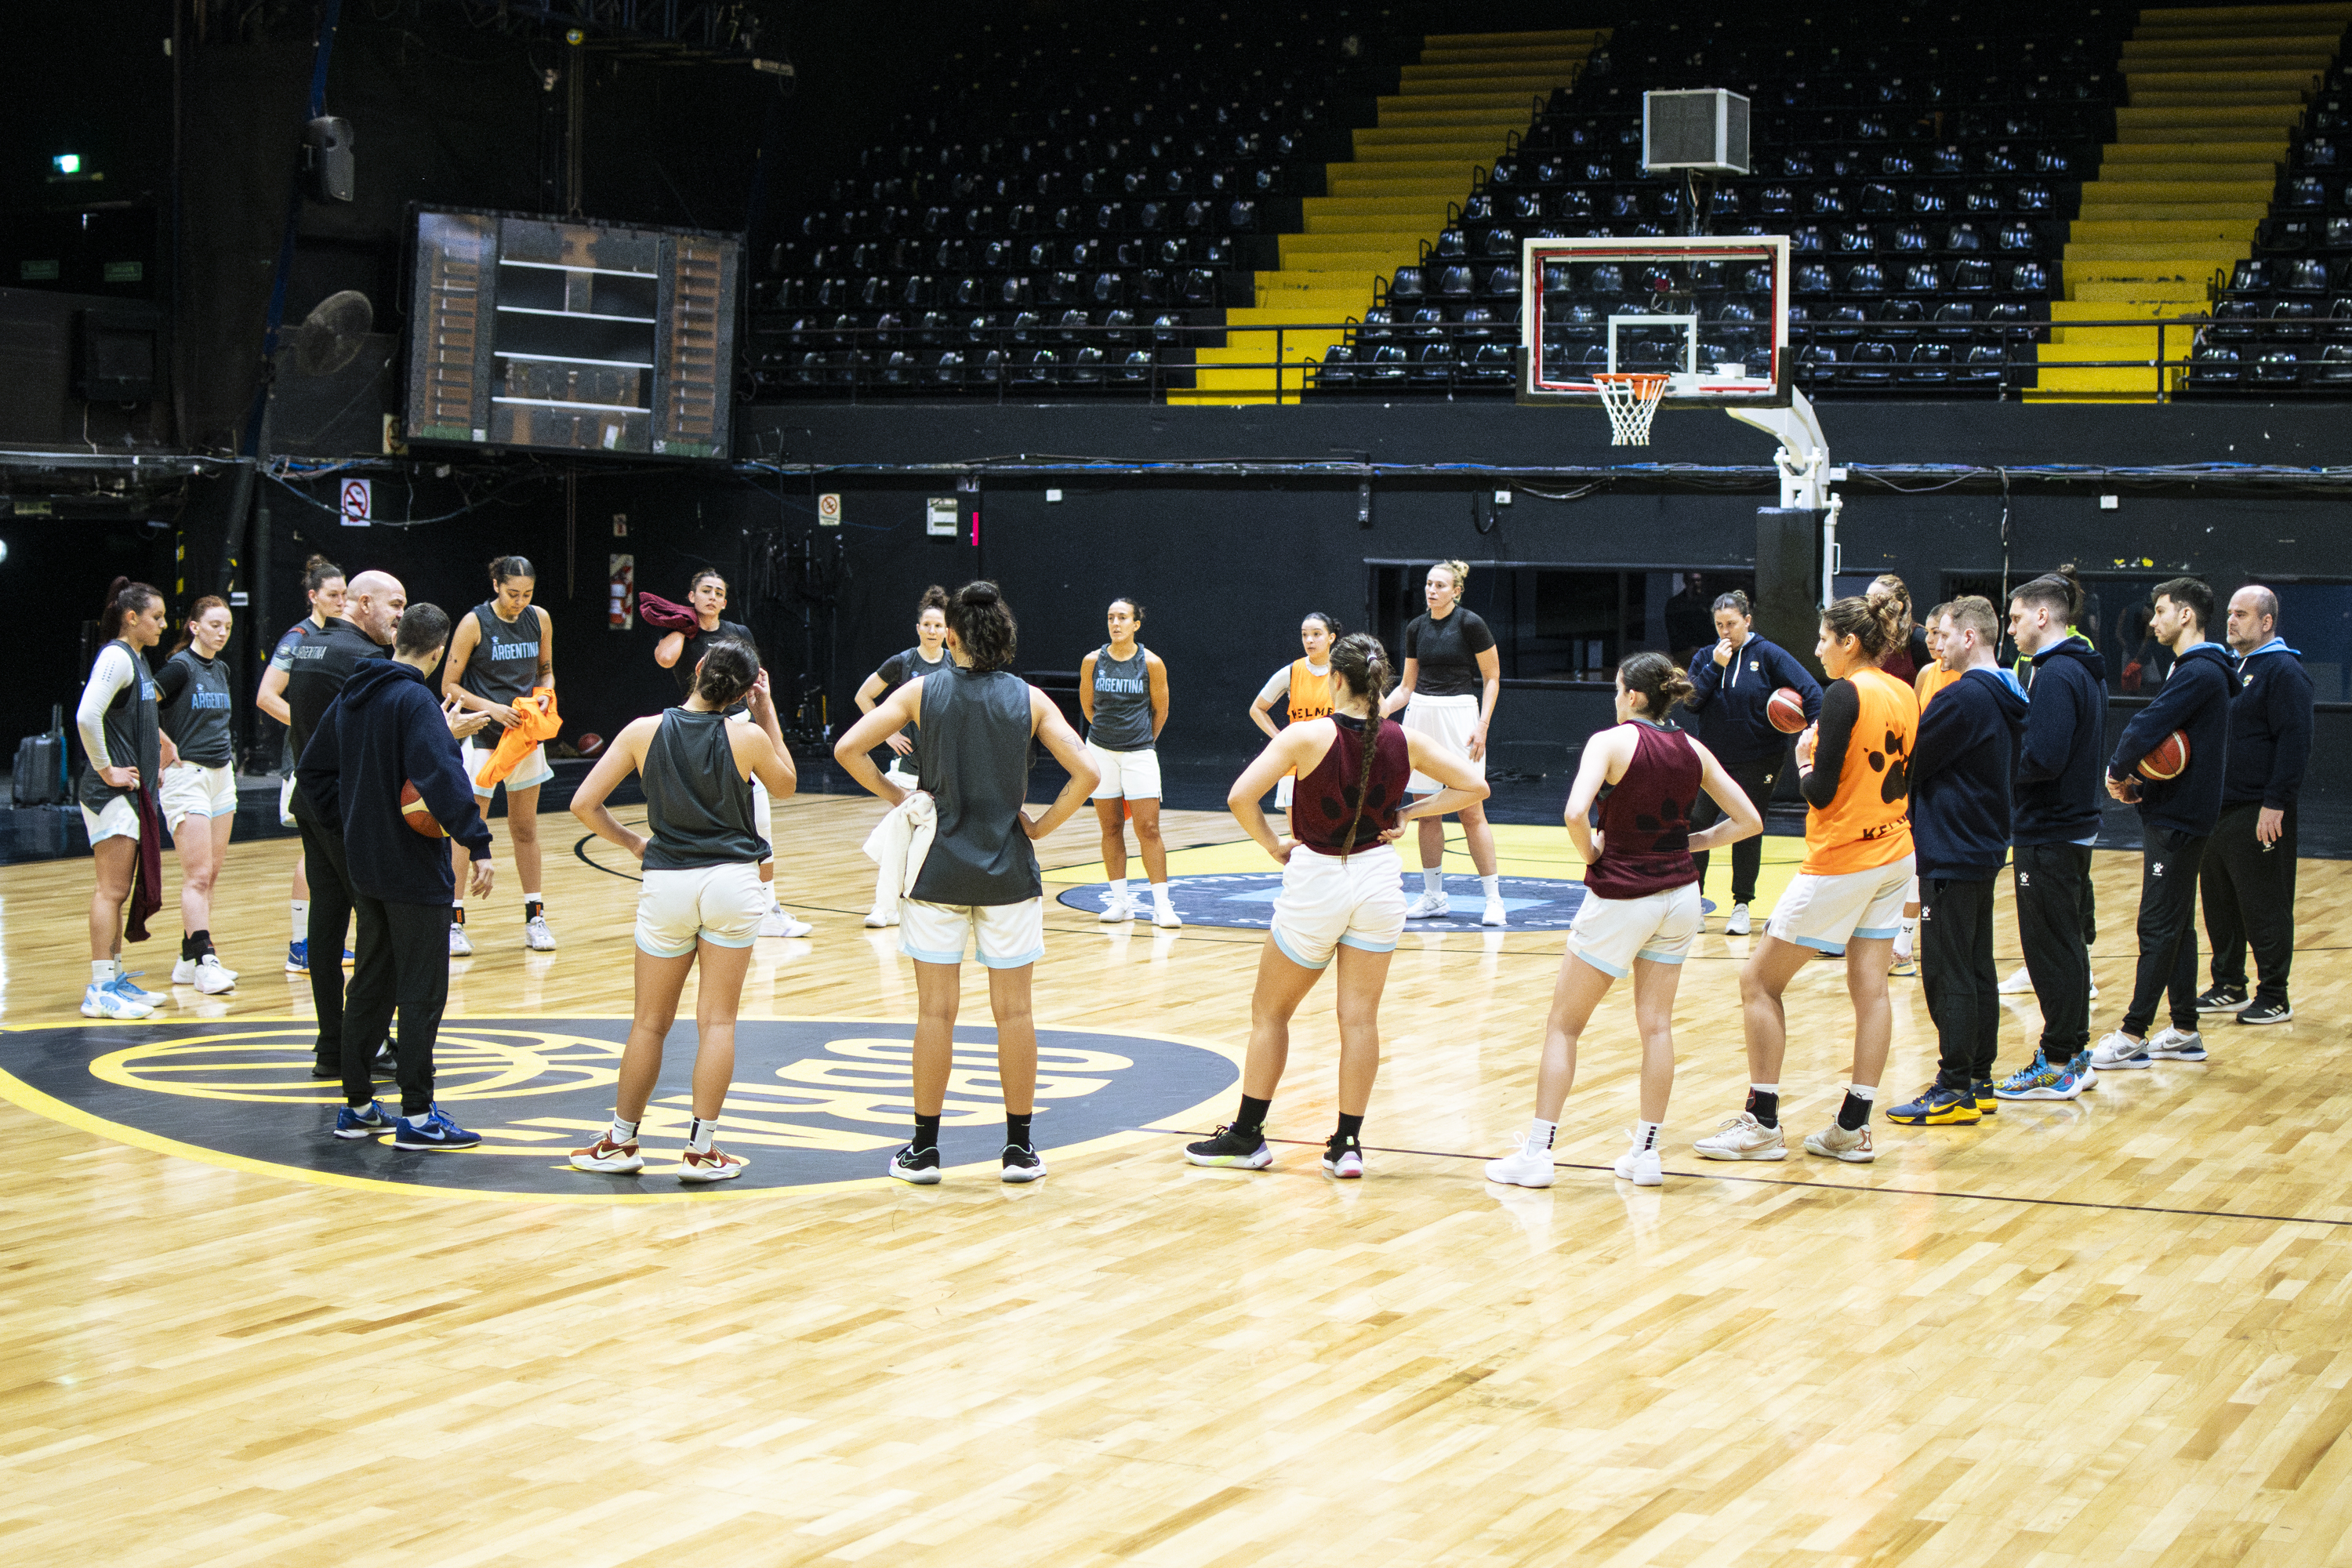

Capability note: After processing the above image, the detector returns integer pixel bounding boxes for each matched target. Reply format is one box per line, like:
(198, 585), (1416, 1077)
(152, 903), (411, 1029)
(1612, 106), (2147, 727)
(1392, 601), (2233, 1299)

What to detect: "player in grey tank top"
(156, 597), (243, 994)
(567, 636), (797, 1184)
(832, 580), (1102, 1186)
(1080, 596), (1178, 927)
(440, 555), (558, 955)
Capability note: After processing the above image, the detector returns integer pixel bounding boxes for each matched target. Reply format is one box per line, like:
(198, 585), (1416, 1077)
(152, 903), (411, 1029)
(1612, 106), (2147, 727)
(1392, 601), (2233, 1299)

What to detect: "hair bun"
(962, 582), (1000, 606)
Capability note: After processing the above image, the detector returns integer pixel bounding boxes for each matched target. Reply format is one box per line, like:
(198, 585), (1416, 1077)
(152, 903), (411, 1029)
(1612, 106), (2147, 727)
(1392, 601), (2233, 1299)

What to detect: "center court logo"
(0, 1018), (1238, 1200)
(1057, 870), (1592, 932)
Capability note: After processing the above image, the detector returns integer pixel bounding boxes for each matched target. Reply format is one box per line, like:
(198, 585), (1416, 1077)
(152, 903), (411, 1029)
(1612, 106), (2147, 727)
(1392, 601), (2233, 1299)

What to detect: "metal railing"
(743, 312), (2350, 404)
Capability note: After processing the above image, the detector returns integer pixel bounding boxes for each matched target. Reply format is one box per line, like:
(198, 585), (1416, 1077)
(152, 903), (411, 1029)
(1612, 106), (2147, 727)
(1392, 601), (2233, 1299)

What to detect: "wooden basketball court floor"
(4, 789), (2351, 1566)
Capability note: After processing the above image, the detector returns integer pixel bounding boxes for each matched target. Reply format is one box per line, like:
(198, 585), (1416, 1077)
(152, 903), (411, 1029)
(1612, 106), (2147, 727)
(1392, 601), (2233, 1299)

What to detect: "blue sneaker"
(392, 1105), (481, 1151)
(1994, 1051), (2085, 1102)
(110, 970), (162, 1004)
(1886, 1083), (1982, 1125)
(285, 940), (309, 975)
(81, 980), (154, 1020)
(334, 1102), (397, 1139)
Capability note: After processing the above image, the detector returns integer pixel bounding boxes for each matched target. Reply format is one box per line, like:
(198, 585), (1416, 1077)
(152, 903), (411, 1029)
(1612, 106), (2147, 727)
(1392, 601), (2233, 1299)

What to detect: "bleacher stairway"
(2034, 2), (2351, 401)
(1171, 29), (1606, 405)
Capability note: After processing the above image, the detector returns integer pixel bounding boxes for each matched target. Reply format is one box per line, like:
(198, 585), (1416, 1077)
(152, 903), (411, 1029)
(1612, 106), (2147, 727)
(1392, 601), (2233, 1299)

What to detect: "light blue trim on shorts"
(975, 945), (1045, 970)
(898, 940), (969, 965)
(1635, 948), (1689, 966)
(1271, 926), (1331, 971)
(635, 937), (699, 960)
(1569, 944), (1628, 978)
(702, 930), (759, 950)
(1336, 933), (1397, 955)
(1850, 925), (1899, 941)
(1790, 935), (1847, 954)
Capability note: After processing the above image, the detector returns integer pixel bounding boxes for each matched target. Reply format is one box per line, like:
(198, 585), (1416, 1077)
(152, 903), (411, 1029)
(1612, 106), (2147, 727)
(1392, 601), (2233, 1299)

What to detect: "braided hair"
(1328, 633), (1394, 858)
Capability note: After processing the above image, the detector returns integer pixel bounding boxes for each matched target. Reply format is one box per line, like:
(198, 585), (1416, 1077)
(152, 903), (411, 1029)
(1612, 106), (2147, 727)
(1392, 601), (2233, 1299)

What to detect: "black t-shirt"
(877, 644), (948, 691)
(1404, 608), (1497, 698)
(670, 619), (757, 711)
(284, 619), (391, 762)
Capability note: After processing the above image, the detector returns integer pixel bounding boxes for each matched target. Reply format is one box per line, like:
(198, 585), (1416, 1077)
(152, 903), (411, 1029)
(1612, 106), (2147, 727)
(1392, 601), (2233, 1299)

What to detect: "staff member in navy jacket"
(2091, 577), (2235, 1073)
(299, 603), (495, 1150)
(1994, 570), (2109, 1102)
(2198, 585), (2312, 1027)
(1681, 590), (1821, 935)
(1889, 598), (2030, 1127)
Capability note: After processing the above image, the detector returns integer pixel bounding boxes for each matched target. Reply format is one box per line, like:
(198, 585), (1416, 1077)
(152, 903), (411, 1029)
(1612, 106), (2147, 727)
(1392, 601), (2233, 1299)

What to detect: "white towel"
(861, 789), (937, 922)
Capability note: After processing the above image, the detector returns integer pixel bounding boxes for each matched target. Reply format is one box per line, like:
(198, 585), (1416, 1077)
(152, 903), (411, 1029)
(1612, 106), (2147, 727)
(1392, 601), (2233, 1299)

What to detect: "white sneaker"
(863, 908), (900, 928)
(760, 906), (813, 938)
(1098, 895), (1135, 924)
(172, 954), (239, 987)
(2088, 970), (2099, 1000)
(448, 922), (474, 957)
(1406, 888), (1450, 919)
(2088, 1029), (2151, 1070)
(2147, 1027), (2207, 1062)
(1803, 1122), (1876, 1163)
(1694, 1112), (1787, 1161)
(81, 982), (153, 1020)
(1998, 965), (2034, 994)
(188, 954), (237, 995)
(524, 913), (558, 952)
(1152, 901), (1183, 930)
(1613, 1137), (1664, 1187)
(1481, 896), (1508, 927)
(1483, 1133), (1555, 1188)
(1726, 903), (1751, 936)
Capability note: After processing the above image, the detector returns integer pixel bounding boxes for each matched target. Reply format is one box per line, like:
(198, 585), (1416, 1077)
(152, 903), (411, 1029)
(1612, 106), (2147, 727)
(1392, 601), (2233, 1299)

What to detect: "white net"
(1594, 373), (1671, 446)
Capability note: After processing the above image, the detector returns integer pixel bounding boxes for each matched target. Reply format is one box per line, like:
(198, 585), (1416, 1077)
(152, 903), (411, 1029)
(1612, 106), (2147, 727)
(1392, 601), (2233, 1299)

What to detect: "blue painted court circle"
(1058, 871), (1604, 932)
(0, 1018), (1239, 1200)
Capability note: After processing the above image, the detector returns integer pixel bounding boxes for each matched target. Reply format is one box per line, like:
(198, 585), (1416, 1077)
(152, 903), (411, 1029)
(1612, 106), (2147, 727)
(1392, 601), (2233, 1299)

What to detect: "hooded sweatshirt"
(297, 659), (492, 905)
(2223, 638), (2313, 811)
(1909, 665), (2031, 880)
(2109, 641), (2235, 837)
(2013, 633), (2107, 847)
(1682, 633), (1822, 764)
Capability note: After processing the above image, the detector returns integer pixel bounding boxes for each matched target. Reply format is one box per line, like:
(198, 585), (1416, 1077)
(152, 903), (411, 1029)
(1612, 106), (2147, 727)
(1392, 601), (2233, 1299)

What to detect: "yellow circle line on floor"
(0, 1015), (1247, 1206)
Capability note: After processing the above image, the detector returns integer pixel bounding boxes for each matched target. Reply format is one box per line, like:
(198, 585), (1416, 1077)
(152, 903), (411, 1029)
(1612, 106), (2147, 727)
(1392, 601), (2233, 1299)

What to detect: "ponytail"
(1328, 633), (1394, 858)
(99, 577), (162, 643)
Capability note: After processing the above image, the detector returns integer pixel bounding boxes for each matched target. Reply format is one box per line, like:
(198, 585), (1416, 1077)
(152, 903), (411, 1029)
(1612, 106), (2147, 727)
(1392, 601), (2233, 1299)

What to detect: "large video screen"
(405, 209), (738, 459)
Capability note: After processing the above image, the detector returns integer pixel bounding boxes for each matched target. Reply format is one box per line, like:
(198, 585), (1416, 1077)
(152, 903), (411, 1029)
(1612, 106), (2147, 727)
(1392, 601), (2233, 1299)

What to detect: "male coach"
(2196, 585), (2311, 1027)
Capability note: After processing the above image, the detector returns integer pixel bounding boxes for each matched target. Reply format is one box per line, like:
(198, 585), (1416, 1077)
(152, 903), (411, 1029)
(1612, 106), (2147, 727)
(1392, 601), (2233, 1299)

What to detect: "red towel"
(124, 786), (164, 943)
(637, 590), (700, 633)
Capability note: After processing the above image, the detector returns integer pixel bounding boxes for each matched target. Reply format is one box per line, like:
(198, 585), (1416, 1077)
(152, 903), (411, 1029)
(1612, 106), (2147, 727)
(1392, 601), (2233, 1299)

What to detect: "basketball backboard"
(1518, 234), (1791, 408)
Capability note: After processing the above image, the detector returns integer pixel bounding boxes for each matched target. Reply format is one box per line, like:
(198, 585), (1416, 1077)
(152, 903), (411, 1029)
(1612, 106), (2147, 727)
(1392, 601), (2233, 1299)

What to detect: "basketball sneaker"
(1098, 891), (1134, 923)
(110, 970), (162, 1004)
(1726, 903), (1752, 936)
(1803, 1123), (1876, 1163)
(286, 939), (309, 974)
(1614, 1135), (1664, 1188)
(863, 908), (900, 928)
(1184, 1123), (1274, 1169)
(1406, 888), (1450, 919)
(2238, 1000), (2292, 1025)
(677, 1146), (748, 1183)
(887, 1143), (942, 1184)
(1693, 1112), (1786, 1161)
(1973, 1080), (1998, 1116)
(448, 921), (474, 957)
(2088, 1030), (2152, 1071)
(2194, 985), (2249, 1014)
(2147, 1027), (2206, 1062)
(524, 913), (558, 952)
(392, 1106), (480, 1150)
(1998, 965), (2034, 994)
(1483, 1132), (1556, 1189)
(1481, 897), (1508, 927)
(1152, 899), (1184, 931)
(569, 1135), (644, 1174)
(1000, 1144), (1047, 1183)
(174, 954), (237, 995)
(1995, 1051), (2078, 1101)
(1886, 1083), (1980, 1125)
(1888, 953), (1918, 978)
(81, 980), (153, 1020)
(1321, 1138), (1365, 1179)
(333, 1102), (397, 1139)
(761, 904), (814, 938)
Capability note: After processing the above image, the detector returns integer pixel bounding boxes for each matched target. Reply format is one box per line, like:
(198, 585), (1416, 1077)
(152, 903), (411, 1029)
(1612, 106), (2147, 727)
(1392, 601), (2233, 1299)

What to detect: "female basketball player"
(852, 586), (952, 924)
(1247, 611), (1341, 826)
(441, 556), (557, 955)
(1185, 633), (1488, 1178)
(256, 555), (344, 973)
(77, 579), (173, 1019)
(156, 597), (239, 995)
(1871, 573), (1931, 684)
(1485, 653), (1762, 1190)
(1682, 589), (1820, 936)
(568, 637), (798, 1183)
(1381, 560), (1505, 926)
(654, 569), (813, 939)
(1080, 596), (1177, 927)
(1696, 586), (1918, 1166)
(832, 581), (1101, 1185)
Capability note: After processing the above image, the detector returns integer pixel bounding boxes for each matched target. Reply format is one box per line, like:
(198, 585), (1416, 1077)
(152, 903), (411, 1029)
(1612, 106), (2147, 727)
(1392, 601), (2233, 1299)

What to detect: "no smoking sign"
(339, 478), (372, 527)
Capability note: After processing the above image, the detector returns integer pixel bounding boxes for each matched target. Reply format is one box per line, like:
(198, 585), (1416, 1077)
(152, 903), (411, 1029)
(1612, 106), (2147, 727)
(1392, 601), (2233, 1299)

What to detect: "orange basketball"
(2136, 730), (2190, 782)
(400, 781), (445, 838)
(1767, 687), (1808, 734)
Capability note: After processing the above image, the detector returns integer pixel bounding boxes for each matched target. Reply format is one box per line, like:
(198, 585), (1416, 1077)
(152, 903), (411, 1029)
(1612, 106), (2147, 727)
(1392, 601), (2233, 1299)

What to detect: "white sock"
(1150, 881), (1172, 908)
(1527, 1117), (1557, 1152)
(608, 1114), (639, 1145)
(1635, 1120), (1662, 1152)
(688, 1117), (717, 1153)
(1848, 1083), (1878, 1102)
(91, 960), (114, 985)
(290, 900), (308, 942)
(1421, 866), (1443, 895)
(522, 891), (542, 909)
(1480, 875), (1501, 901)
(1110, 877), (1130, 903)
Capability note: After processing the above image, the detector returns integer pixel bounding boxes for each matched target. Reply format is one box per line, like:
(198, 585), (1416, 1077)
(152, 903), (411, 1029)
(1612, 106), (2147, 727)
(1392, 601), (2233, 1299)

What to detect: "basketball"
(400, 781), (445, 838)
(2136, 730), (2191, 782)
(1767, 688), (1808, 734)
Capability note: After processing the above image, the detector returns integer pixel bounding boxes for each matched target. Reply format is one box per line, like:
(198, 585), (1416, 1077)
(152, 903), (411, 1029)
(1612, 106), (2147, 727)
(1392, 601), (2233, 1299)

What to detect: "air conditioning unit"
(1643, 89), (1751, 175)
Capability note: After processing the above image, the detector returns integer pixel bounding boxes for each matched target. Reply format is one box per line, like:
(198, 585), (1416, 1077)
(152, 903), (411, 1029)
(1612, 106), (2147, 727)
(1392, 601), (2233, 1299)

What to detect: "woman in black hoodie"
(1681, 591), (1821, 935)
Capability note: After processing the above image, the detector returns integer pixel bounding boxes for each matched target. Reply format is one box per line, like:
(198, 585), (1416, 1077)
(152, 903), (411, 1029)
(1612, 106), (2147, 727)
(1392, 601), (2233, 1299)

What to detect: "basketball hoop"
(1593, 372), (1671, 446)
